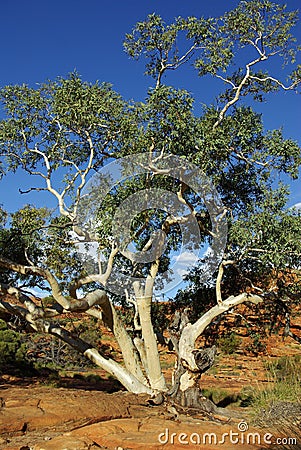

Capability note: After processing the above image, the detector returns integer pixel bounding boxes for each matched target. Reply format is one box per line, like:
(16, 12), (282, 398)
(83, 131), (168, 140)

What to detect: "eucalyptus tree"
(0, 0), (300, 409)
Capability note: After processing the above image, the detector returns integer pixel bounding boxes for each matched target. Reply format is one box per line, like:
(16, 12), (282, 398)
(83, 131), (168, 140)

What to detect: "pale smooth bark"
(47, 323), (153, 394)
(179, 293), (263, 371)
(0, 281), (152, 394)
(136, 295), (167, 391)
(110, 305), (149, 385)
(84, 348), (153, 394)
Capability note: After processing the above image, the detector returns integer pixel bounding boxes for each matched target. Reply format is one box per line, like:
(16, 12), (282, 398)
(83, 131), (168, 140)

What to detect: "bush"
(41, 295), (56, 308)
(217, 332), (241, 354)
(245, 331), (266, 355)
(248, 355), (301, 427)
(0, 319), (30, 373)
(25, 317), (103, 371)
(265, 355), (301, 382)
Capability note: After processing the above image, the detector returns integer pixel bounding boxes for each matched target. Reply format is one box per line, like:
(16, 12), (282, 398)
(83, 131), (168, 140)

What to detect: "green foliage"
(223, 1), (299, 61)
(0, 1), (300, 387)
(265, 355), (301, 382)
(172, 285), (216, 323)
(202, 387), (239, 406)
(142, 86), (197, 156)
(124, 13), (232, 80)
(1, 17), (300, 292)
(0, 205), (83, 288)
(0, 73), (126, 167)
(0, 205), (7, 227)
(124, 1), (300, 90)
(249, 356), (301, 422)
(26, 320), (102, 372)
(229, 196), (301, 272)
(217, 332), (242, 355)
(245, 331), (266, 355)
(41, 295), (56, 308)
(0, 319), (29, 371)
(124, 13), (181, 78)
(151, 301), (171, 334)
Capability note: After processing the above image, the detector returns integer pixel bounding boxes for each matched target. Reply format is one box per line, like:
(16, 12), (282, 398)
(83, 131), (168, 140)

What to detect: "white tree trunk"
(137, 296), (167, 391)
(84, 348), (153, 394)
(108, 303), (149, 386)
(46, 324), (154, 395)
(179, 293), (263, 371)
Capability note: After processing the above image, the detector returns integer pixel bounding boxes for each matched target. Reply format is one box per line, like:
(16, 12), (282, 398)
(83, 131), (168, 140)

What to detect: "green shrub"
(265, 355), (301, 382)
(252, 378), (301, 408)
(25, 317), (102, 372)
(248, 356), (301, 426)
(0, 319), (30, 372)
(246, 331), (266, 355)
(41, 295), (56, 308)
(217, 332), (241, 354)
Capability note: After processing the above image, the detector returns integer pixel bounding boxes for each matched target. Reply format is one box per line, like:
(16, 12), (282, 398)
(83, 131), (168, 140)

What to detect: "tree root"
(147, 391), (245, 421)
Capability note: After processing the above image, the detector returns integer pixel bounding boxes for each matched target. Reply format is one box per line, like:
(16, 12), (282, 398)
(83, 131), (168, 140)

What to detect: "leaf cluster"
(0, 73), (127, 174)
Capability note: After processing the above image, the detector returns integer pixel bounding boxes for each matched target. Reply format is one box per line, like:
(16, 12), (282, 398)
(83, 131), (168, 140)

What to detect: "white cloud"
(171, 251), (199, 278)
(172, 251), (197, 265)
(291, 202), (301, 210)
(25, 287), (48, 298)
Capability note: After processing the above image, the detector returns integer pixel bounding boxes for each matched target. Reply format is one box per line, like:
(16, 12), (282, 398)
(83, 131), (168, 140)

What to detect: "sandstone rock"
(32, 433), (94, 450)
(72, 417), (264, 450)
(0, 386), (138, 434)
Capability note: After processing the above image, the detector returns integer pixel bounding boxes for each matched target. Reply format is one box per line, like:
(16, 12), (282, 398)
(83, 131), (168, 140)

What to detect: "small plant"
(25, 317), (103, 372)
(265, 355), (301, 382)
(40, 370), (60, 387)
(248, 355), (301, 427)
(245, 331), (266, 355)
(217, 332), (241, 355)
(207, 365), (218, 375)
(201, 387), (247, 408)
(202, 388), (230, 404)
(85, 374), (103, 384)
(0, 319), (31, 373)
(252, 379), (301, 408)
(41, 295), (56, 308)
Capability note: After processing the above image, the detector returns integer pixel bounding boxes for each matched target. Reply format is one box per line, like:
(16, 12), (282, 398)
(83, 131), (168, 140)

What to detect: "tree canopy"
(0, 0), (300, 402)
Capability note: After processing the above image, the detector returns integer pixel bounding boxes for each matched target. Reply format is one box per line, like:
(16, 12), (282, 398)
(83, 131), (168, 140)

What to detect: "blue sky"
(0, 0), (300, 211)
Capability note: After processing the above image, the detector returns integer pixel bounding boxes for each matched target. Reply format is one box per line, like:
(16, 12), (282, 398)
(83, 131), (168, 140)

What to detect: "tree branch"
(0, 256), (70, 309)
(179, 292), (263, 371)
